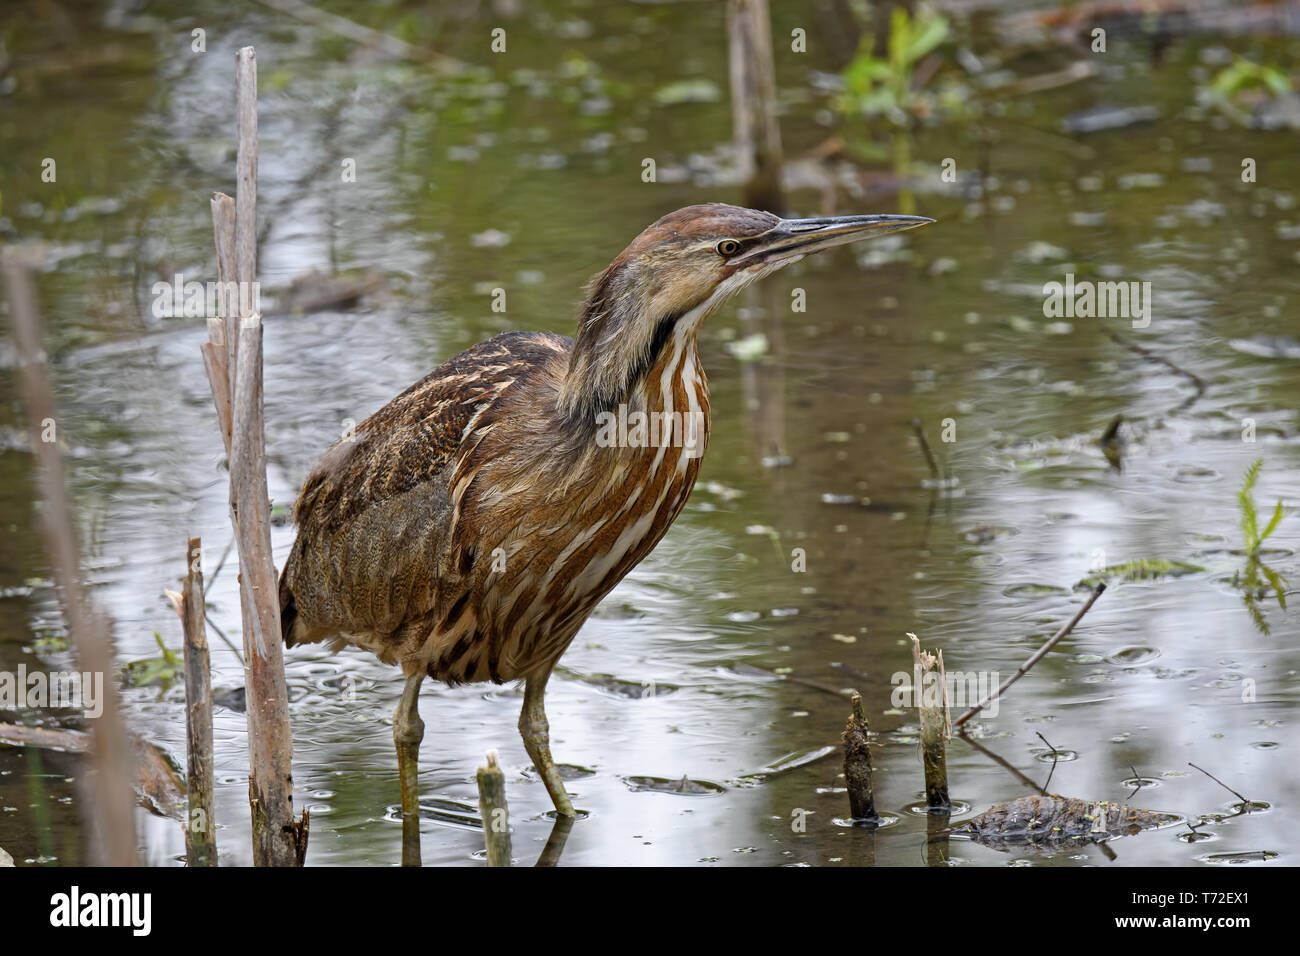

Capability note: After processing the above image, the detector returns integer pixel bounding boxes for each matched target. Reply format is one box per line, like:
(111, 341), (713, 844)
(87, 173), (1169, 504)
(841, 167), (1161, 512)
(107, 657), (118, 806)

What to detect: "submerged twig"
(1099, 414), (1124, 470)
(205, 535), (235, 588)
(1188, 762), (1250, 805)
(911, 417), (941, 480)
(957, 732), (1046, 795)
(953, 583), (1106, 728)
(203, 612), (245, 665)
(1037, 731), (1062, 793)
(1126, 763), (1143, 802)
(1104, 327), (1207, 418)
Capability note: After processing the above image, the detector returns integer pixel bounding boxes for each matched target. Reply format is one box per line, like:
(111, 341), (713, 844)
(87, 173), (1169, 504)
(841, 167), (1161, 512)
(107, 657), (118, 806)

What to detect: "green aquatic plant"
(1208, 58), (1291, 102)
(836, 4), (953, 179)
(839, 6), (950, 124)
(1233, 459), (1289, 633)
(1238, 458), (1286, 557)
(123, 632), (180, 690)
(1199, 56), (1293, 126)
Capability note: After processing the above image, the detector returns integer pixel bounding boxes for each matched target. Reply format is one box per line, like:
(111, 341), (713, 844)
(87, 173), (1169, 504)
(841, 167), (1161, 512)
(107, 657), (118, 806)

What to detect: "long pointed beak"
(734, 213), (934, 268)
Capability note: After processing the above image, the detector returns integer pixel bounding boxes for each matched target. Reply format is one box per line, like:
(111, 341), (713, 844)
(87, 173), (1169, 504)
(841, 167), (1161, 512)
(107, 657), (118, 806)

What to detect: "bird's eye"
(715, 239), (741, 257)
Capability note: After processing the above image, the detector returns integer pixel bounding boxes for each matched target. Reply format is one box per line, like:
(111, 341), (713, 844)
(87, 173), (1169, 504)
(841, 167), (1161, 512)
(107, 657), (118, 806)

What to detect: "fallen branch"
(0, 722), (184, 818)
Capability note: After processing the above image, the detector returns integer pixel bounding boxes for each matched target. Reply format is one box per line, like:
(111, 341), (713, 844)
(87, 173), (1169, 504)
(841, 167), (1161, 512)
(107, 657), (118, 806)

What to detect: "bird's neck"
(626, 320), (708, 423)
(558, 309), (710, 456)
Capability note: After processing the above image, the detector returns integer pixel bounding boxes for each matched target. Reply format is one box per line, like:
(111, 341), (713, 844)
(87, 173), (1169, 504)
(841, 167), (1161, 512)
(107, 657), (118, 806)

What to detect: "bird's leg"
(393, 672), (425, 866)
(519, 663), (575, 817)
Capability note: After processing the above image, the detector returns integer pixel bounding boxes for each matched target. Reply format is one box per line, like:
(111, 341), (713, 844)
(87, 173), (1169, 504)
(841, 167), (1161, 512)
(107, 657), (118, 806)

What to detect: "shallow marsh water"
(0, 1), (1296, 866)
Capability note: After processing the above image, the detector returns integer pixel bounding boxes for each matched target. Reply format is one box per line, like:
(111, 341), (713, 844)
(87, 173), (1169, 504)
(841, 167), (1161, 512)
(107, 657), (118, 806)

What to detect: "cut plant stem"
(953, 583), (1106, 729)
(201, 46), (306, 866)
(910, 634), (951, 808)
(842, 691), (876, 822)
(476, 749), (512, 867)
(181, 536), (217, 866)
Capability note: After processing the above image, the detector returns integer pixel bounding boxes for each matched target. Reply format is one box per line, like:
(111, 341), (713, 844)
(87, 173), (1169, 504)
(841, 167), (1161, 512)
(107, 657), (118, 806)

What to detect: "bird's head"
(562, 202), (932, 422)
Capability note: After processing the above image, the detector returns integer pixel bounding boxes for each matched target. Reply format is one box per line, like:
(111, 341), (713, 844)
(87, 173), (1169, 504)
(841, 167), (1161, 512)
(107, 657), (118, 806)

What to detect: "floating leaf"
(1076, 560), (1204, 589)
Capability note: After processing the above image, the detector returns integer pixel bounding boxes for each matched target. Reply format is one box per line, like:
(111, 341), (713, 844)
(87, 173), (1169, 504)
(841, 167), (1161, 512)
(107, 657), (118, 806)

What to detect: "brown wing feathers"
(278, 331), (571, 649)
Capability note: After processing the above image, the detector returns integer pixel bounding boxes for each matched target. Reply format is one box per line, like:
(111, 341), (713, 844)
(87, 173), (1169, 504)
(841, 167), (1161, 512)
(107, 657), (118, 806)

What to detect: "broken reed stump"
(953, 583), (1107, 730)
(910, 634), (951, 809)
(231, 310), (305, 866)
(842, 691), (876, 822)
(181, 537), (217, 866)
(199, 45), (306, 867)
(1, 250), (139, 865)
(476, 749), (512, 867)
(726, 0), (785, 212)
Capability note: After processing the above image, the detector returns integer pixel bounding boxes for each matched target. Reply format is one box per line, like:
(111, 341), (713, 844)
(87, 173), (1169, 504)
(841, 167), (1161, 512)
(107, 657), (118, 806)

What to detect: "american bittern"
(278, 203), (931, 863)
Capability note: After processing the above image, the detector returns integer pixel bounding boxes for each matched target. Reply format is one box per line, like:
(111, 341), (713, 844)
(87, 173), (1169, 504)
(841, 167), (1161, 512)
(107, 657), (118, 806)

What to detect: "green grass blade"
(1260, 498), (1286, 544)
